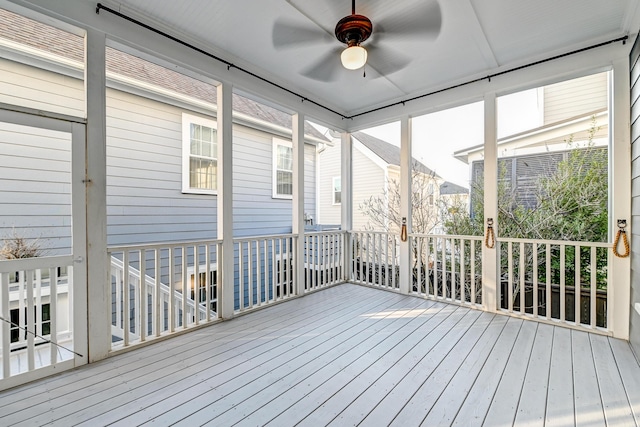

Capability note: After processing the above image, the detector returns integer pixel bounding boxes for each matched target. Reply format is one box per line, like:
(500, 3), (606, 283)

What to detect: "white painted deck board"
(0, 283), (638, 427)
(545, 327), (576, 427)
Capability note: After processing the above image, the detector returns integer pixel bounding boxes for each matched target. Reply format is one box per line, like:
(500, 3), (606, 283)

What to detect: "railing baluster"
(508, 241), (513, 312)
(1, 272), (10, 378)
(205, 244), (211, 321)
(470, 240), (476, 305)
(533, 243), (538, 318)
(519, 242), (525, 314)
(139, 249), (146, 340)
(154, 249), (161, 336)
(248, 240), (253, 308)
(560, 244), (566, 323)
(49, 267), (58, 365)
(123, 250), (130, 346)
(256, 240), (262, 305)
(460, 238), (465, 304)
(590, 246), (596, 329)
(546, 245), (551, 320)
(181, 246), (188, 329)
(575, 244), (581, 326)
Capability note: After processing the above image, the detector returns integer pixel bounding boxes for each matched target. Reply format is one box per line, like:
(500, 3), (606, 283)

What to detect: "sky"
(363, 89), (541, 188)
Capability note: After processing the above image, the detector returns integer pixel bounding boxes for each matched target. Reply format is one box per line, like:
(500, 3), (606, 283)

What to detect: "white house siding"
(317, 139), (342, 225)
(0, 121), (72, 254)
(106, 89), (217, 246)
(304, 144), (316, 225)
(233, 126), (316, 237)
(630, 38), (640, 357)
(1, 56), (318, 251)
(543, 72), (607, 125)
(0, 57), (84, 118)
(352, 147), (386, 231)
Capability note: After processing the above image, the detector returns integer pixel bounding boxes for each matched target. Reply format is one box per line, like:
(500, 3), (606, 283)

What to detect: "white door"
(0, 108), (87, 390)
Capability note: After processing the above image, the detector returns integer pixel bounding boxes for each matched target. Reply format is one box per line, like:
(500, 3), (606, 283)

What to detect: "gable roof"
(439, 181), (469, 195)
(0, 8), (327, 142)
(352, 131), (437, 177)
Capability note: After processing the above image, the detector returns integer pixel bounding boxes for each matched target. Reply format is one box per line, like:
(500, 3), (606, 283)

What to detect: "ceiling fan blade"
(272, 18), (333, 50)
(301, 47), (343, 82)
(365, 44), (411, 76)
(375, 0), (442, 42)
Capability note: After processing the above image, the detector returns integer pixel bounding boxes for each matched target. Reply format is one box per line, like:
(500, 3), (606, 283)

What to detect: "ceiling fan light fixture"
(341, 45), (367, 70)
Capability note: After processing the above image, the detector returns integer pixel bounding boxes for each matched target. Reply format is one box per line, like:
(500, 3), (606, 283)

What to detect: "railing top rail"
(410, 233), (484, 240)
(108, 239), (223, 253)
(495, 236), (611, 248)
(303, 230), (345, 236)
(0, 254), (74, 272)
(233, 233), (296, 243)
(349, 230), (400, 236)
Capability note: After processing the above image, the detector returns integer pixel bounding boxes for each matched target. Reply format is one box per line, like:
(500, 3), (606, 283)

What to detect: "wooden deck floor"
(1, 283), (639, 426)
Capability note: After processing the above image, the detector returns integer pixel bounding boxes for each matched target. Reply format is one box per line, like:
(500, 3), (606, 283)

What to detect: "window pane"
(277, 145), (292, 170)
(277, 170), (292, 195)
(190, 158), (217, 190)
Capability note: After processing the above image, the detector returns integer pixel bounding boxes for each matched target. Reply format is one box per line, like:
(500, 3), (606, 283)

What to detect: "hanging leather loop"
(485, 218), (495, 249)
(613, 219), (630, 258)
(400, 217), (408, 242)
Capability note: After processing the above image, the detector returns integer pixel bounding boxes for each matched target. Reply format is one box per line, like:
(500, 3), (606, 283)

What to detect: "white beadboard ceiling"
(89, 0), (640, 118)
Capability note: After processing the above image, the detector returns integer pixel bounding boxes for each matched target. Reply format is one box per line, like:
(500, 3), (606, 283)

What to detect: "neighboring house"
(453, 72), (608, 210)
(0, 9), (329, 254)
(318, 131), (467, 233)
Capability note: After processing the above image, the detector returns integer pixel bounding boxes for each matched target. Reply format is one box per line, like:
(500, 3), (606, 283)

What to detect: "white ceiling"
(88, 0), (640, 118)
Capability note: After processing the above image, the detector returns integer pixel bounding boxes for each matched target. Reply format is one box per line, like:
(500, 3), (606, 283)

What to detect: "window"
(333, 176), (341, 204)
(10, 303), (51, 344)
(182, 113), (217, 194)
(273, 139), (293, 198)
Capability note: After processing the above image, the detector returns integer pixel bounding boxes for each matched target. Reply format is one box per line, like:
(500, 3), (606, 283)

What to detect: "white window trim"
(333, 176), (341, 205)
(272, 138), (293, 199)
(182, 112), (218, 195)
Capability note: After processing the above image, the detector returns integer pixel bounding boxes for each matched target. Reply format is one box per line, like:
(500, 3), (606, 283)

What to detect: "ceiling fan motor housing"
(335, 14), (372, 46)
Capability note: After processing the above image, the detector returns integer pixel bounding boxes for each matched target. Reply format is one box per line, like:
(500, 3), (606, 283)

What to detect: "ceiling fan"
(272, 0), (442, 82)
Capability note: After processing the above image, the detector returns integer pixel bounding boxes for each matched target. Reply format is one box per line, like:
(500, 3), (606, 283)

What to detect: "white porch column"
(399, 117), (412, 294)
(217, 81), (234, 320)
(341, 131), (353, 281)
(482, 92), (498, 312)
(610, 58), (631, 339)
(292, 113), (305, 295)
(85, 29), (109, 362)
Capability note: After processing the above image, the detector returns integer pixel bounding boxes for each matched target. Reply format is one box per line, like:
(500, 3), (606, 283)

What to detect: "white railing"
(496, 237), (610, 332)
(349, 231), (400, 290)
(234, 234), (297, 313)
(0, 256), (75, 381)
(303, 231), (345, 292)
(411, 234), (484, 307)
(108, 240), (221, 350)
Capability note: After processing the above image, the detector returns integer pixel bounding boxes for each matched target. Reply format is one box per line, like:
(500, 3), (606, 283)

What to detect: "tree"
(359, 163), (441, 234)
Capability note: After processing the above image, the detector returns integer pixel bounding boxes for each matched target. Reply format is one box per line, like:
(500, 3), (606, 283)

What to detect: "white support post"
(217, 81), (234, 320)
(341, 132), (353, 281)
(610, 58), (631, 339)
(399, 117), (412, 294)
(482, 92), (498, 312)
(292, 113), (306, 295)
(85, 29), (109, 362)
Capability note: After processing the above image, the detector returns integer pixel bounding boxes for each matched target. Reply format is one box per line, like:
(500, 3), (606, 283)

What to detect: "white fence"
(0, 255), (76, 384)
(108, 240), (221, 350)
